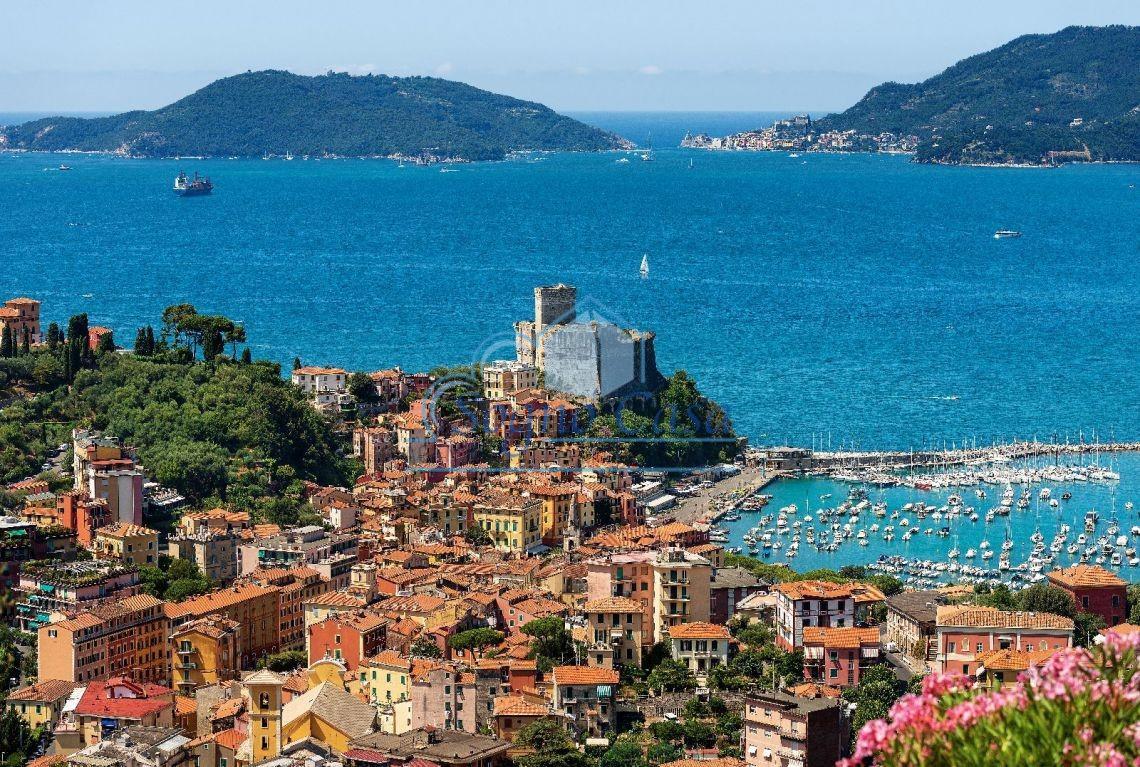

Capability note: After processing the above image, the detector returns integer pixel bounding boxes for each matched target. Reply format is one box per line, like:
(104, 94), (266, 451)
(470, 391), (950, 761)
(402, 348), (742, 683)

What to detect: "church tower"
(243, 669), (285, 762)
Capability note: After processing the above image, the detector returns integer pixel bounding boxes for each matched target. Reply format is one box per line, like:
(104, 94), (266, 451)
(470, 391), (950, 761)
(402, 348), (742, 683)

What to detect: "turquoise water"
(726, 453), (1140, 582)
(1, 113), (1138, 449)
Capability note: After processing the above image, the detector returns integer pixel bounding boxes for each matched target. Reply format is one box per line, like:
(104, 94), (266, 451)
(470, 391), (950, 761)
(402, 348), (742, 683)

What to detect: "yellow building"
(363, 650), (415, 706)
(243, 669), (285, 763)
(92, 522), (159, 567)
(482, 361), (538, 399)
(171, 615), (242, 695)
(583, 596), (647, 668)
(473, 493), (543, 554)
(282, 682), (377, 752)
(4, 679), (76, 731)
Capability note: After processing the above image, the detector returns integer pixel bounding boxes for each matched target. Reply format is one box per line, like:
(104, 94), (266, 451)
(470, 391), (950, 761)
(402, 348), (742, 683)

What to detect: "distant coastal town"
(2, 283), (1139, 767)
(680, 114), (918, 155)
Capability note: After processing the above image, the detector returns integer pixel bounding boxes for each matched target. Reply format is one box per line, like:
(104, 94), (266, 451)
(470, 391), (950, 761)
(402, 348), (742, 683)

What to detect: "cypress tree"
(145, 326), (156, 355)
(0, 325), (13, 357)
(20, 327), (30, 355)
(241, 348), (252, 364)
(46, 322), (61, 351)
(202, 328), (224, 362)
(96, 331), (115, 355)
(134, 327), (149, 356)
(293, 356), (302, 371)
(65, 313), (89, 382)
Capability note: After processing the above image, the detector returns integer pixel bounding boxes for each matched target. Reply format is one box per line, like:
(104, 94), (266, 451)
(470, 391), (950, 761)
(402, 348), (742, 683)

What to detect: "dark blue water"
(3, 113), (1139, 449)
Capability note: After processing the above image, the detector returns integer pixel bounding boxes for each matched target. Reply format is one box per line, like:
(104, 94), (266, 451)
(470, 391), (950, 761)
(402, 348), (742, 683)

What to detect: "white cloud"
(638, 64), (663, 76)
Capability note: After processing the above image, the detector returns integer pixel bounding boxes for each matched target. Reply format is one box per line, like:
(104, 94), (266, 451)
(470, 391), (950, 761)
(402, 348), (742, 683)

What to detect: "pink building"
(934, 605), (1074, 675)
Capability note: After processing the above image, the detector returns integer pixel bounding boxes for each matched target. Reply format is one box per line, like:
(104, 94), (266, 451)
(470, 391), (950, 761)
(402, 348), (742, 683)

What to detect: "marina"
(712, 450), (1140, 590)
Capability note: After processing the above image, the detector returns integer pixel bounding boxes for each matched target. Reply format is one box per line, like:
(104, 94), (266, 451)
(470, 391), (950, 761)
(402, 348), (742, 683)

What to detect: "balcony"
(177, 662), (198, 670)
(777, 746), (806, 760)
(778, 727), (807, 741)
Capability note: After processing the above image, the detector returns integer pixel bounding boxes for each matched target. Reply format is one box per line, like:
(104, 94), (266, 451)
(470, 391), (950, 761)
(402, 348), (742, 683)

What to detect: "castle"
(514, 284), (664, 400)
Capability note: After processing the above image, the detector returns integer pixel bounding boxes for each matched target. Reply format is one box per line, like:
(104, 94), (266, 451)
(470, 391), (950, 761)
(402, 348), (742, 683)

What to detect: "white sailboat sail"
(640, 254), (649, 277)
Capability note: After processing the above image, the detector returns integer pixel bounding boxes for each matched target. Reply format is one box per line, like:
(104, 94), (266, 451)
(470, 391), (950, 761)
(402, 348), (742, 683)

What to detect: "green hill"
(0, 70), (628, 161)
(816, 25), (1140, 165)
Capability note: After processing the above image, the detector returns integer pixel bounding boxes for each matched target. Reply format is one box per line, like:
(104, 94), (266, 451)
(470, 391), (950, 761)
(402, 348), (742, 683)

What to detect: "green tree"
(1016, 583), (1076, 618)
(522, 616), (575, 670)
(647, 659), (697, 693)
(447, 627), (504, 660)
(257, 650), (307, 672)
(646, 741), (682, 765)
(410, 637), (442, 658)
(842, 663), (909, 750)
(95, 330), (115, 355)
(1073, 611), (1107, 648)
(134, 327), (150, 356)
(464, 525), (492, 546)
(600, 736), (646, 767)
(0, 326), (13, 358)
(348, 372), (378, 403)
(514, 719), (592, 767)
(45, 322), (61, 351)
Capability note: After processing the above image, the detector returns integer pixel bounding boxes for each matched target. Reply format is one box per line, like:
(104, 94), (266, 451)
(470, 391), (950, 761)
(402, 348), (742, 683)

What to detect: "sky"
(3, 0), (1139, 113)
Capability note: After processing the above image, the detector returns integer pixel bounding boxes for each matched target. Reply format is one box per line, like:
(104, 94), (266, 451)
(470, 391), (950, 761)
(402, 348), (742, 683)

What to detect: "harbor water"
(722, 452), (1140, 585)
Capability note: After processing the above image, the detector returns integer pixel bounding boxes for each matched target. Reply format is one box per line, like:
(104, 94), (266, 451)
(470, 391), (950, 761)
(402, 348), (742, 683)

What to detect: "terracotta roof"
(773, 580), (854, 600)
(669, 622), (732, 640)
(1102, 623), (1140, 637)
(936, 605), (1074, 631)
(175, 694), (198, 716)
(1047, 565), (1127, 589)
(802, 626), (880, 649)
(305, 591), (368, 609)
(5, 679), (76, 703)
(492, 695), (550, 717)
(786, 682), (843, 699)
(552, 666), (620, 685)
(215, 728), (248, 751)
(294, 366), (347, 376)
(378, 593), (447, 614)
(976, 647), (1059, 672)
(659, 759), (745, 767)
(583, 596), (644, 613)
(95, 522), (158, 538)
(165, 583), (278, 619)
(211, 696), (245, 720)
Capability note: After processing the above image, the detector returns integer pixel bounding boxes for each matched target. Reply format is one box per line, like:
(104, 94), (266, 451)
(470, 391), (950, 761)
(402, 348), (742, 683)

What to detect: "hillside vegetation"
(816, 25), (1140, 164)
(0, 70), (627, 161)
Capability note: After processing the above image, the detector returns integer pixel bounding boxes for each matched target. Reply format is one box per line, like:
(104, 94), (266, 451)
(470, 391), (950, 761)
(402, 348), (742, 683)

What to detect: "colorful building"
(170, 615), (243, 695)
(38, 594), (168, 685)
(801, 626), (881, 687)
(934, 605), (1074, 676)
(92, 522), (159, 567)
(1046, 564), (1129, 627)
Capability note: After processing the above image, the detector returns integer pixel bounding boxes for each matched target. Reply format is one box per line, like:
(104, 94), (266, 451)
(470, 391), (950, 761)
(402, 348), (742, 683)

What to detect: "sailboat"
(641, 133), (654, 161)
(640, 254), (649, 278)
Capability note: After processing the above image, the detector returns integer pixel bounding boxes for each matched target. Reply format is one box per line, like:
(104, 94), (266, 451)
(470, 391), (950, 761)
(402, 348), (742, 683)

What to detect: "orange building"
(165, 583), (282, 668)
(38, 594), (169, 685)
(0, 297), (41, 346)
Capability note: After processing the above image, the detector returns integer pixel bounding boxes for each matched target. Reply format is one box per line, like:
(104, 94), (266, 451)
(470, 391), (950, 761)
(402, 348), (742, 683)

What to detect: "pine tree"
(0, 325), (13, 357)
(241, 348), (252, 364)
(293, 356), (302, 371)
(202, 328), (224, 361)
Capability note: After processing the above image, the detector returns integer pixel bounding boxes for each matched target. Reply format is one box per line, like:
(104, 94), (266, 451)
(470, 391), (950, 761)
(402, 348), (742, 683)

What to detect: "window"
(1082, 596), (1090, 608)
(948, 642), (956, 652)
(829, 668), (838, 678)
(976, 643), (983, 653)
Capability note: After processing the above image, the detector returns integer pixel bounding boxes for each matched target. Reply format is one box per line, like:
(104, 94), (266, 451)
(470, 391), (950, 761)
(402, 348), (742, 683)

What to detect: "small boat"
(58, 164), (72, 171)
(789, 152), (800, 158)
(616, 157), (630, 164)
(640, 254), (649, 278)
(994, 230), (1022, 239)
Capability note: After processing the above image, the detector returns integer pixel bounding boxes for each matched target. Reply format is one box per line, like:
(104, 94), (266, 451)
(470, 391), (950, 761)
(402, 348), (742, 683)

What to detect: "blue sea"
(2, 112), (1138, 453)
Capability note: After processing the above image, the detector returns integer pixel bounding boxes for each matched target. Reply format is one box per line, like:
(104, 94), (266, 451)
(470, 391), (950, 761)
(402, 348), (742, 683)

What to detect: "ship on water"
(173, 170), (213, 196)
